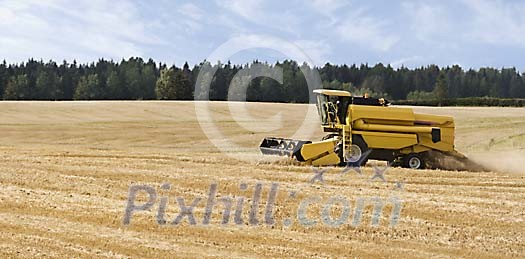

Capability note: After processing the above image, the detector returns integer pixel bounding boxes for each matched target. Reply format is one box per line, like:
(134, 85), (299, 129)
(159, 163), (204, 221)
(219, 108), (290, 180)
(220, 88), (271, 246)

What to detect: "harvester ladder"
(342, 125), (351, 162)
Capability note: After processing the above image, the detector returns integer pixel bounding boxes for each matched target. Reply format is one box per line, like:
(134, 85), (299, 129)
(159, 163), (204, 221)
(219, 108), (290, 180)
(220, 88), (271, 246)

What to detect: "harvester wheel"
(402, 153), (425, 169)
(338, 135), (368, 167)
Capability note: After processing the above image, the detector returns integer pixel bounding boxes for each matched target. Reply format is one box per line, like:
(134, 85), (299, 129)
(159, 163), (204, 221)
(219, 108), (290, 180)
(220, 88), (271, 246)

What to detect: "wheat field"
(0, 101), (523, 258)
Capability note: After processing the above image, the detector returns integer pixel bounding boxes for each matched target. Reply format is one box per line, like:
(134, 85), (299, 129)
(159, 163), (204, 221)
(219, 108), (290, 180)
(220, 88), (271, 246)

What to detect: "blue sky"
(1, 0), (525, 71)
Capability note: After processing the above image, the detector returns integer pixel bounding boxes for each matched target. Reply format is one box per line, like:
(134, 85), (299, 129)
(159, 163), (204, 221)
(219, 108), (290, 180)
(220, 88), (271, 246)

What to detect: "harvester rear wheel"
(402, 153), (425, 169)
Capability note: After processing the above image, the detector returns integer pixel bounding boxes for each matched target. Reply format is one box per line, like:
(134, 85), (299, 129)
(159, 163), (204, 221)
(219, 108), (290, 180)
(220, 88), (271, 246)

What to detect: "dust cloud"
(467, 150), (525, 174)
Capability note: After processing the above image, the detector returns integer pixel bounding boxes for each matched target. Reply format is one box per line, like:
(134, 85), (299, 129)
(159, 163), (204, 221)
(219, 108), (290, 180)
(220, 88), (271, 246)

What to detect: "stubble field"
(0, 101), (523, 258)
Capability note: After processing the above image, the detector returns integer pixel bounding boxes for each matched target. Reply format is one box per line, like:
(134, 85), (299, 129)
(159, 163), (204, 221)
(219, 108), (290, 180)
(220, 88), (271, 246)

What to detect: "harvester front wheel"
(402, 153), (425, 169)
(338, 135), (368, 167)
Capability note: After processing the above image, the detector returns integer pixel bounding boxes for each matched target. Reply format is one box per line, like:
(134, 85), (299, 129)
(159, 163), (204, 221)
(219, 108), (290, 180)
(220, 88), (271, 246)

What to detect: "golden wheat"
(0, 101), (523, 258)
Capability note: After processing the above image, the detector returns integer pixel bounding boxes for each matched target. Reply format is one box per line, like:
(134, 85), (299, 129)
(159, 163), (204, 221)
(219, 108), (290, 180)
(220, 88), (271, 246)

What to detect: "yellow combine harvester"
(260, 89), (471, 169)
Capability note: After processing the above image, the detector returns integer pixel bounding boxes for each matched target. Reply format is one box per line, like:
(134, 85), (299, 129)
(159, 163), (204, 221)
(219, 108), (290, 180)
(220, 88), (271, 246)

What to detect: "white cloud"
(215, 0), (301, 36)
(390, 56), (423, 68)
(402, 2), (452, 41)
(309, 0), (349, 16)
(178, 3), (204, 21)
(176, 3), (206, 33)
(294, 40), (331, 66)
(463, 0), (525, 47)
(403, 1), (525, 48)
(207, 34), (324, 67)
(0, 0), (161, 62)
(215, 0), (263, 23)
(335, 9), (399, 52)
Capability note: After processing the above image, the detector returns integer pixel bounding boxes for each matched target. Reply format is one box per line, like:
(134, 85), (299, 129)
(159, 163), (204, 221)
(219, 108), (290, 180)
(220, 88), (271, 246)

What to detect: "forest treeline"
(0, 58), (524, 105)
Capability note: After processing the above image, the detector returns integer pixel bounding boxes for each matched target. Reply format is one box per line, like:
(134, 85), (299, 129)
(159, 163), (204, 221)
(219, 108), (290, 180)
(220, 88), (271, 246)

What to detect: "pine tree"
(260, 76), (284, 102)
(35, 70), (58, 100)
(433, 71), (448, 106)
(4, 74), (31, 100)
(141, 64), (157, 100)
(74, 74), (100, 100)
(106, 71), (123, 99)
(155, 68), (177, 100)
(509, 73), (524, 98)
(0, 61), (6, 99)
(175, 69), (193, 100)
(121, 58), (142, 99)
(155, 68), (192, 100)
(228, 73), (252, 101)
(1, 57), (525, 103)
(209, 62), (227, 101)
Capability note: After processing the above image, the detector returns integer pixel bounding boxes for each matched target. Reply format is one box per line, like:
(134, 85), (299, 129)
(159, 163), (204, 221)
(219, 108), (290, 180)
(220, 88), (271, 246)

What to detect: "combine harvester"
(260, 89), (484, 170)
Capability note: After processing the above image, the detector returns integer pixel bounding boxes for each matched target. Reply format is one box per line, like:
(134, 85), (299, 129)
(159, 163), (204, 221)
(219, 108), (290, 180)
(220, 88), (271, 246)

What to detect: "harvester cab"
(314, 89), (388, 129)
(260, 89), (473, 170)
(315, 89), (349, 126)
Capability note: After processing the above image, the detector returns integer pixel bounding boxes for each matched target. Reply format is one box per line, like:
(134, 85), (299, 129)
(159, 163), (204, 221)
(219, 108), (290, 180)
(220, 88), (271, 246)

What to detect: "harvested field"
(0, 101), (523, 258)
